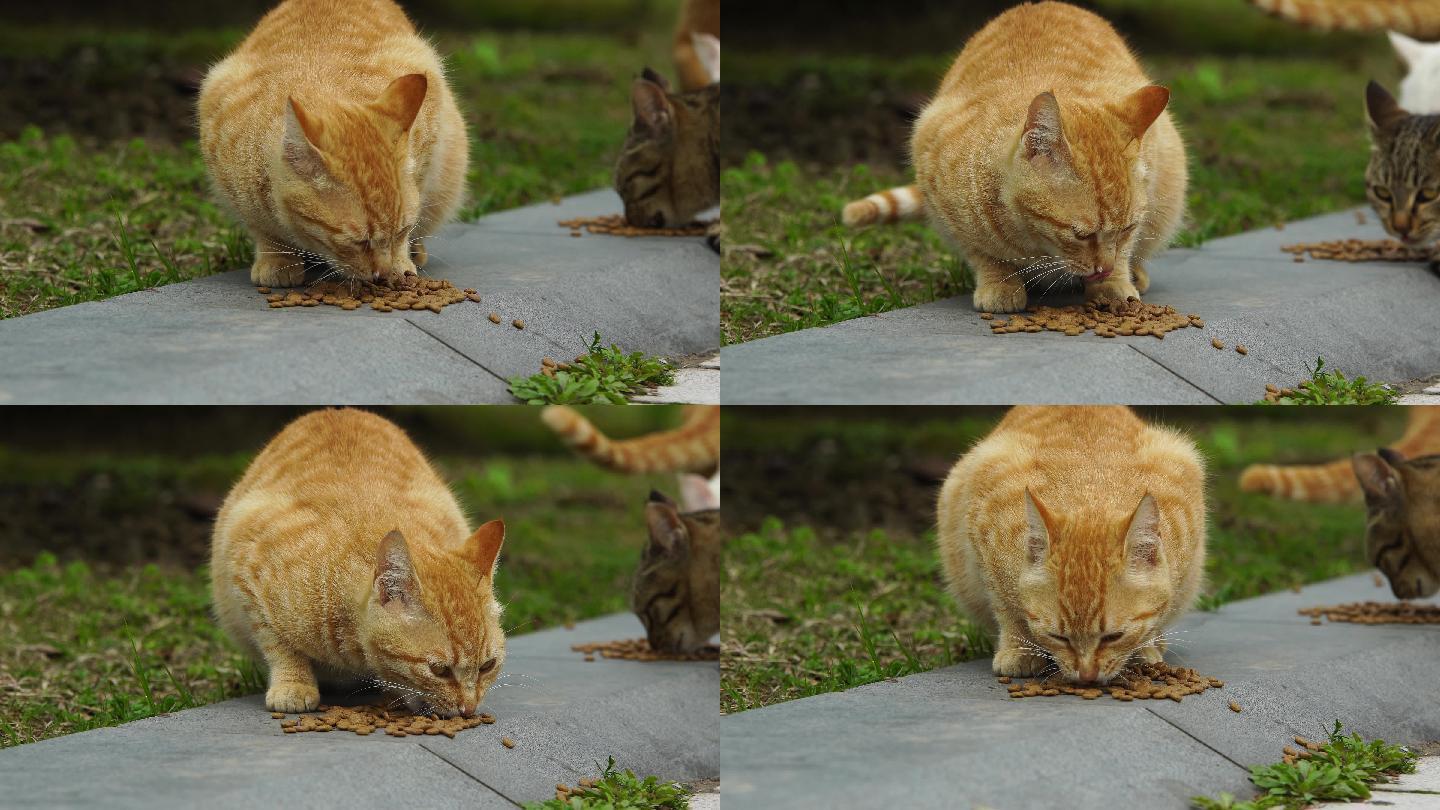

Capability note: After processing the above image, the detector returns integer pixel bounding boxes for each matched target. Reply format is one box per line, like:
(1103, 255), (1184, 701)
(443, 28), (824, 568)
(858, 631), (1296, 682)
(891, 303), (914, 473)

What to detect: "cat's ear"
(632, 75), (674, 136)
(1123, 493), (1163, 569)
(1366, 80), (1408, 132)
(691, 33), (720, 85)
(677, 474), (719, 512)
(1023, 488), (1054, 565)
(370, 73), (428, 141)
(464, 519), (505, 578)
(1022, 91), (1070, 168)
(1112, 85), (1169, 142)
(283, 97), (329, 181)
(646, 496), (688, 555)
(374, 529), (420, 610)
(1389, 31), (1426, 68)
(1353, 452), (1405, 508)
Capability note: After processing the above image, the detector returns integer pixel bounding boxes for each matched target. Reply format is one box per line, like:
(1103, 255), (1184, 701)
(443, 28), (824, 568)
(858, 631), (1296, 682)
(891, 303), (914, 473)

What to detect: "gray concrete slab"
(721, 207), (1440, 404)
(0, 190), (718, 404)
(0, 612), (718, 809)
(722, 572), (1440, 809)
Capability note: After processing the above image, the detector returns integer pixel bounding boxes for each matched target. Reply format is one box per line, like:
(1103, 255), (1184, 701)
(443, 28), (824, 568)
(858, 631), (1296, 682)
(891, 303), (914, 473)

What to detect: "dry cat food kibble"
(257, 276), (477, 314)
(1229, 701), (1242, 713)
(1297, 601), (1440, 625)
(570, 638), (720, 662)
(1281, 736), (1326, 766)
(1002, 661), (1223, 703)
(554, 778), (601, 802)
(1281, 239), (1431, 263)
(983, 299), (1208, 341)
(502, 737), (516, 749)
(558, 214), (711, 238)
(272, 704), (495, 738)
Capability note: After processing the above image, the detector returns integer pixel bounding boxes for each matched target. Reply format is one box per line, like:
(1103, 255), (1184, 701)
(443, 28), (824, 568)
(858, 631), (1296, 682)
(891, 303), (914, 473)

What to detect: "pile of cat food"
(983, 299), (1206, 340)
(1280, 735), (1326, 766)
(1297, 601), (1440, 625)
(553, 778), (603, 803)
(257, 275), (481, 313)
(1002, 661), (1224, 703)
(559, 214), (711, 238)
(570, 638), (721, 662)
(271, 703), (495, 738)
(1280, 239), (1430, 263)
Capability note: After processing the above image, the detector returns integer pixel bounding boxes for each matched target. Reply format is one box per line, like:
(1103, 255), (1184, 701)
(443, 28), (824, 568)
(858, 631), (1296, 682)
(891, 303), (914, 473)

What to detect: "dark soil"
(722, 78), (922, 170)
(0, 52), (204, 143)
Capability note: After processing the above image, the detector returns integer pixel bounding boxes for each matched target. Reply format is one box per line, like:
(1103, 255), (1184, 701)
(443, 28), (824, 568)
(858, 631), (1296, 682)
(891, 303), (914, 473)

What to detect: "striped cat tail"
(541, 405), (720, 475)
(842, 184), (924, 227)
(1248, 0), (1440, 39)
(1239, 407), (1440, 502)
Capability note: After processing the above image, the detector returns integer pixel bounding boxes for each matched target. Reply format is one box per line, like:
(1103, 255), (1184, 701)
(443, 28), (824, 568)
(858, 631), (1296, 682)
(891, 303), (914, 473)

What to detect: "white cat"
(1390, 31), (1440, 113)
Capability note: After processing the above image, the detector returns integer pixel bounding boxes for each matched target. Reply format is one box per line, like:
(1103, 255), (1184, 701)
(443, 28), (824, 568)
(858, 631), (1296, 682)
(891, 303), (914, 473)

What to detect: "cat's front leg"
(254, 630), (320, 712)
(970, 254), (1028, 313)
(249, 232), (307, 288)
(410, 239), (428, 269)
(1131, 262), (1150, 294)
(991, 625), (1048, 677)
(1083, 271), (1141, 305)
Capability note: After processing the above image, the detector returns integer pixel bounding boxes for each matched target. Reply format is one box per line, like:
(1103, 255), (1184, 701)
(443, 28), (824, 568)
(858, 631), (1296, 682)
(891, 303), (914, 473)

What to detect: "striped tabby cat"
(1248, 0), (1440, 40)
(1240, 407), (1440, 502)
(614, 68), (719, 229)
(936, 406), (1207, 683)
(1353, 449), (1440, 599)
(211, 409), (506, 715)
(842, 2), (1187, 313)
(1363, 81), (1440, 263)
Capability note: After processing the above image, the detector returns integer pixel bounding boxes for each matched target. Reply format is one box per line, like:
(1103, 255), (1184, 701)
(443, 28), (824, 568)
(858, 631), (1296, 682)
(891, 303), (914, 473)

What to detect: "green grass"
(0, 449), (673, 748)
(524, 757), (691, 810)
(508, 332), (678, 404)
(720, 409), (1405, 713)
(1192, 721), (1418, 809)
(1257, 357), (1399, 406)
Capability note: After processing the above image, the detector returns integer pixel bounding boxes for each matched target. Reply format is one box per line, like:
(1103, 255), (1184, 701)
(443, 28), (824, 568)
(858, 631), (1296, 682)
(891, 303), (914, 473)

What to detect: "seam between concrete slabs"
(401, 318), (507, 384)
(1143, 706), (1248, 772)
(418, 743), (523, 808)
(1124, 344), (1225, 404)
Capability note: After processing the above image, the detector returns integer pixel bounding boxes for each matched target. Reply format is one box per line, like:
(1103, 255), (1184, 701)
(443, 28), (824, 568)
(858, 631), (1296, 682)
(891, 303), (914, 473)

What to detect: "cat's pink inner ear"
(1022, 91), (1069, 167)
(1124, 493), (1162, 568)
(1023, 488), (1053, 564)
(1366, 80), (1408, 131)
(374, 529), (417, 607)
(1115, 85), (1169, 141)
(1352, 453), (1403, 505)
(466, 519), (505, 576)
(371, 73), (429, 136)
(645, 501), (687, 553)
(632, 79), (674, 135)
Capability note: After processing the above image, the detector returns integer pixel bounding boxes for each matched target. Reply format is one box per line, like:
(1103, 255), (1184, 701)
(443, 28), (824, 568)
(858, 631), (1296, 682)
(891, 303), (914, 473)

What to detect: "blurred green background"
(720, 406), (1409, 713)
(0, 404), (686, 747)
(0, 0), (684, 318)
(720, 0), (1399, 343)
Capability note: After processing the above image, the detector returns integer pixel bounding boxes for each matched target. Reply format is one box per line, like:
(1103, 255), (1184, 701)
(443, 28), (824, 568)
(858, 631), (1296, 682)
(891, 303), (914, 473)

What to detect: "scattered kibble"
(502, 737), (516, 749)
(487, 312), (501, 324)
(558, 214), (712, 238)
(512, 319), (525, 330)
(984, 299), (1206, 340)
(1001, 661), (1223, 703)
(1229, 701), (1242, 713)
(270, 703), (493, 737)
(570, 638), (720, 662)
(1282, 239), (1429, 263)
(1235, 344), (1248, 356)
(1298, 601), (1440, 624)
(1211, 338), (1225, 350)
(257, 276), (477, 314)
(1355, 211), (1368, 225)
(1373, 572), (1385, 588)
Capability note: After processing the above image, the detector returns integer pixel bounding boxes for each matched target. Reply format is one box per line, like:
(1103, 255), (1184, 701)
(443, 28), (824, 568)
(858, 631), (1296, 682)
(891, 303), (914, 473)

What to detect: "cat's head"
(1007, 86), (1171, 283)
(633, 490), (719, 652)
(1363, 80), (1440, 246)
(1353, 449), (1440, 600)
(615, 68), (719, 228)
(360, 520), (506, 717)
(1015, 489), (1172, 685)
(275, 73), (428, 285)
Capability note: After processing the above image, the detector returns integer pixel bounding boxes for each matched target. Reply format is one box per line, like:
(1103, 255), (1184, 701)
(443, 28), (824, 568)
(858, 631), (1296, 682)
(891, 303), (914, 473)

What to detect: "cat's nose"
(1078, 663), (1099, 682)
(459, 700), (476, 717)
(371, 269), (387, 284)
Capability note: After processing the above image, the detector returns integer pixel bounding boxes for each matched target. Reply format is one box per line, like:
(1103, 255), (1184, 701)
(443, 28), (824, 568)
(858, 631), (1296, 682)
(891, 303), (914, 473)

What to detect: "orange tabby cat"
(540, 405), (720, 476)
(1248, 0), (1440, 39)
(198, 0), (469, 287)
(211, 408), (505, 716)
(1240, 407), (1440, 502)
(845, 1), (1187, 313)
(936, 406), (1206, 684)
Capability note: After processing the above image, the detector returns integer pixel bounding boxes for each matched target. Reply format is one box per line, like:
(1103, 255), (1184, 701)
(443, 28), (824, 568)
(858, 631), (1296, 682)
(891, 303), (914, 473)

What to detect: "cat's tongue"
(1080, 269), (1112, 283)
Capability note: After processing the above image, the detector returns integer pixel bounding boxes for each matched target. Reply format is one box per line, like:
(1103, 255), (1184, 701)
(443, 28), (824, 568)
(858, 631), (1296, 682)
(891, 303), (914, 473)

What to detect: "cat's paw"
(411, 240), (428, 268)
(992, 647), (1047, 677)
(266, 681), (320, 713)
(973, 283), (1027, 314)
(1137, 645), (1165, 665)
(1084, 278), (1140, 305)
(250, 252), (306, 288)
(1131, 263), (1150, 294)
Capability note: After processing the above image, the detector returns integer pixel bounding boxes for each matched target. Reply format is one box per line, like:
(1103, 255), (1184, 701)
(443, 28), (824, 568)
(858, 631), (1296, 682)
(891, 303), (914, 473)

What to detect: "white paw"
(1137, 645), (1165, 664)
(266, 681), (320, 713)
(250, 254), (306, 288)
(993, 647), (1047, 677)
(974, 283), (1028, 314)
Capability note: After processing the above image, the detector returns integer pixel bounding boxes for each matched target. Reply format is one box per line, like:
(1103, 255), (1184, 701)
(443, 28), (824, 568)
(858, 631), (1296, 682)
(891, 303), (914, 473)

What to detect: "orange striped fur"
(937, 406), (1207, 684)
(1249, 0), (1440, 39)
(673, 0), (720, 91)
(842, 184), (925, 226)
(211, 408), (505, 716)
(541, 405), (720, 476)
(198, 0), (469, 287)
(907, 1), (1187, 313)
(1239, 407), (1440, 503)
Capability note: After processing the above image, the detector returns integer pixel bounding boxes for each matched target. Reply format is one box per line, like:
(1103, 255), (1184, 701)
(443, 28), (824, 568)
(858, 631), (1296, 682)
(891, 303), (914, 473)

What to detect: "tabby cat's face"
(279, 74), (427, 284)
(615, 71), (719, 228)
(361, 526), (507, 717)
(1364, 80), (1440, 246)
(633, 492), (719, 653)
(1354, 451), (1440, 600)
(1017, 492), (1171, 684)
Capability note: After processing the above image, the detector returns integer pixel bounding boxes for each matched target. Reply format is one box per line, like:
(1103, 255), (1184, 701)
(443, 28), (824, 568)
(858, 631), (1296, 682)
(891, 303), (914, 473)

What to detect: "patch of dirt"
(0, 52), (203, 142)
(722, 79), (923, 170)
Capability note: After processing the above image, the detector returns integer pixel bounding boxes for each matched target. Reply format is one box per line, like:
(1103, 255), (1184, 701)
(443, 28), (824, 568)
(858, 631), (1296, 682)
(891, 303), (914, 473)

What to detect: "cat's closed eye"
(1099, 631), (1124, 644)
(478, 657), (497, 674)
(429, 662), (451, 678)
(1047, 633), (1069, 642)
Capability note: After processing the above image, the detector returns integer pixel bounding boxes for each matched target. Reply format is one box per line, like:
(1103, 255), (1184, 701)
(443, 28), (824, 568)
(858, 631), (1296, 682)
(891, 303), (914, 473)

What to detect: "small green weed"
(508, 332), (676, 404)
(1258, 357), (1398, 405)
(523, 757), (690, 810)
(1191, 721), (1417, 810)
